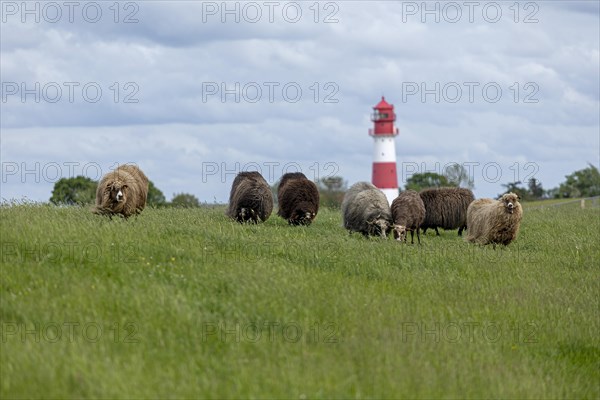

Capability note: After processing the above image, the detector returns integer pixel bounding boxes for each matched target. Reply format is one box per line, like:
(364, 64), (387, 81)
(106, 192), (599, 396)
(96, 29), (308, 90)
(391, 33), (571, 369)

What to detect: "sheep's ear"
(122, 185), (128, 190)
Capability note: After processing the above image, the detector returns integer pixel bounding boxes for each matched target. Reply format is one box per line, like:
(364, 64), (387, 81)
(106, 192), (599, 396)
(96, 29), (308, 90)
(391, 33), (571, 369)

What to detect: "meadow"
(1, 201), (599, 398)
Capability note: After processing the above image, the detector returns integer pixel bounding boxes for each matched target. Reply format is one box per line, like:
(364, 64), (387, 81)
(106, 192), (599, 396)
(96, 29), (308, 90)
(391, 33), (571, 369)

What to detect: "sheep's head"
(106, 180), (128, 209)
(367, 215), (391, 238)
(392, 224), (407, 242)
(289, 208), (316, 226)
(501, 192), (520, 214)
(238, 207), (258, 223)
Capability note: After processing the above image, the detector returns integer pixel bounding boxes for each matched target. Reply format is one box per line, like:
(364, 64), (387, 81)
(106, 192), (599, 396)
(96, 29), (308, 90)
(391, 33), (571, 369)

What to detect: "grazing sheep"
(419, 187), (475, 236)
(391, 190), (426, 244)
(341, 181), (377, 219)
(277, 172), (308, 198)
(277, 173), (319, 225)
(93, 164), (148, 218)
(226, 171), (273, 223)
(466, 192), (523, 247)
(342, 182), (393, 238)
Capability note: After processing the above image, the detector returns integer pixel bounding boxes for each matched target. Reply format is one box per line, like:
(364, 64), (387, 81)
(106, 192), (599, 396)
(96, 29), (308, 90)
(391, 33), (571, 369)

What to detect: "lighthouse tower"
(369, 96), (399, 205)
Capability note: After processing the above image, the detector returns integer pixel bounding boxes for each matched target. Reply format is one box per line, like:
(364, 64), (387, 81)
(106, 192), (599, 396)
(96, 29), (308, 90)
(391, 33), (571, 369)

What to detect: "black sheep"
(419, 187), (475, 236)
(226, 171), (273, 223)
(277, 173), (319, 226)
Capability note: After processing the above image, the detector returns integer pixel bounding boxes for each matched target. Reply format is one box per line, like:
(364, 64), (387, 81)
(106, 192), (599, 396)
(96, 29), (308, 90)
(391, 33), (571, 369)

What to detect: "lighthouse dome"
(371, 96), (396, 123)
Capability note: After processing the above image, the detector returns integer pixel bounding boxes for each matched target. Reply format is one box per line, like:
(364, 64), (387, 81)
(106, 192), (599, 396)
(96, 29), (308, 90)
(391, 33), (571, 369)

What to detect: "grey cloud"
(1, 1), (598, 202)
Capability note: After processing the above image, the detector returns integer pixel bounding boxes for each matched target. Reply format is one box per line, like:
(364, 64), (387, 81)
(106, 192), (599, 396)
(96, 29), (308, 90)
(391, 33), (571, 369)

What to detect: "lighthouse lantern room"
(369, 96), (399, 205)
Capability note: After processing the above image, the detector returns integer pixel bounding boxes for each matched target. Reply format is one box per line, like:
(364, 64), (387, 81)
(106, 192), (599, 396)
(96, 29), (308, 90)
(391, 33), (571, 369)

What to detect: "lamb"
(465, 192), (523, 247)
(419, 187), (475, 236)
(226, 171), (273, 223)
(342, 181), (393, 238)
(391, 190), (426, 244)
(277, 172), (319, 225)
(93, 164), (148, 218)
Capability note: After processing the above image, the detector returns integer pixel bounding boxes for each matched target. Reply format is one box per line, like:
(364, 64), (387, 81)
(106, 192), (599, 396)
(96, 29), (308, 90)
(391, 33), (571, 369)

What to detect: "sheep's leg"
(417, 228), (421, 244)
(435, 227), (440, 236)
(410, 230), (414, 244)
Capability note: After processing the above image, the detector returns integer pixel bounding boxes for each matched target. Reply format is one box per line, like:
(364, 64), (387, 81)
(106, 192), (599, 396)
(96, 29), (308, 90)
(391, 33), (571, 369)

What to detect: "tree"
(171, 193), (200, 208)
(499, 178), (546, 201)
(555, 164), (600, 198)
(444, 163), (475, 189)
(147, 181), (167, 207)
(527, 178), (545, 200)
(320, 176), (346, 192)
(50, 176), (97, 205)
(405, 172), (451, 191)
(317, 176), (347, 208)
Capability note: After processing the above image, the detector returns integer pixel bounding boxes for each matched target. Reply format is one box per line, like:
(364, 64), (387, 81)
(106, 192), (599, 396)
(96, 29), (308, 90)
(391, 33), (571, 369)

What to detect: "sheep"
(391, 190), (426, 244)
(342, 182), (393, 238)
(277, 172), (308, 198)
(226, 171), (273, 223)
(277, 172), (319, 225)
(93, 164), (148, 218)
(341, 181), (377, 219)
(465, 192), (523, 247)
(419, 187), (475, 236)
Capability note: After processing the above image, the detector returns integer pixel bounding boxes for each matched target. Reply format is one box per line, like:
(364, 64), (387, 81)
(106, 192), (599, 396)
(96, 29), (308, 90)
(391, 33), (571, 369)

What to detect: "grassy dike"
(1, 203), (598, 398)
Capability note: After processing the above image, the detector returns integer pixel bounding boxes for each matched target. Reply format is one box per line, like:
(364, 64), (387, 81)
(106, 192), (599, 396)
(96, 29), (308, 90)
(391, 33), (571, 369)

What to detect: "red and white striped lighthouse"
(369, 96), (399, 205)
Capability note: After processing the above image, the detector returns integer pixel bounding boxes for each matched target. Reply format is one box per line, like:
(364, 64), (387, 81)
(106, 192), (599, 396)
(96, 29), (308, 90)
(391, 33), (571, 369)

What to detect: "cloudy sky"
(1, 1), (599, 203)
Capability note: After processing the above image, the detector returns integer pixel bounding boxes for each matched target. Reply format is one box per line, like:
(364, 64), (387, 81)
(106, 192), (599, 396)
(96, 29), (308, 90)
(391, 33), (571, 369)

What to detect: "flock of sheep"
(341, 182), (523, 247)
(92, 164), (523, 247)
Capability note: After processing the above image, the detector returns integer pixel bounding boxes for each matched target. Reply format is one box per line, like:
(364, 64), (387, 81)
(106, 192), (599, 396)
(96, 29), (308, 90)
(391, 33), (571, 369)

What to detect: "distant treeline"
(48, 164), (600, 207)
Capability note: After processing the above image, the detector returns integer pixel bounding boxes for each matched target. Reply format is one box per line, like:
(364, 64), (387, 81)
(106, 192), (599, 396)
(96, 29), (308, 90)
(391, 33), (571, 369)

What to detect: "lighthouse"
(369, 96), (399, 205)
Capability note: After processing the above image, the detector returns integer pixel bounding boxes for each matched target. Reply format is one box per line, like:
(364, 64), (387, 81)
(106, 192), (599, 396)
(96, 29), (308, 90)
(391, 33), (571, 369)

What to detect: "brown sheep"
(226, 171), (273, 223)
(466, 192), (523, 247)
(391, 190), (426, 244)
(277, 173), (319, 226)
(277, 172), (308, 198)
(93, 164), (148, 218)
(419, 187), (475, 236)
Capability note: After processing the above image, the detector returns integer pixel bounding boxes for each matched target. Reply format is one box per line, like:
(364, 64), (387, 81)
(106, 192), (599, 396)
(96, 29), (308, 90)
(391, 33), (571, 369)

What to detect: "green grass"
(522, 197), (600, 209)
(1, 202), (599, 399)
